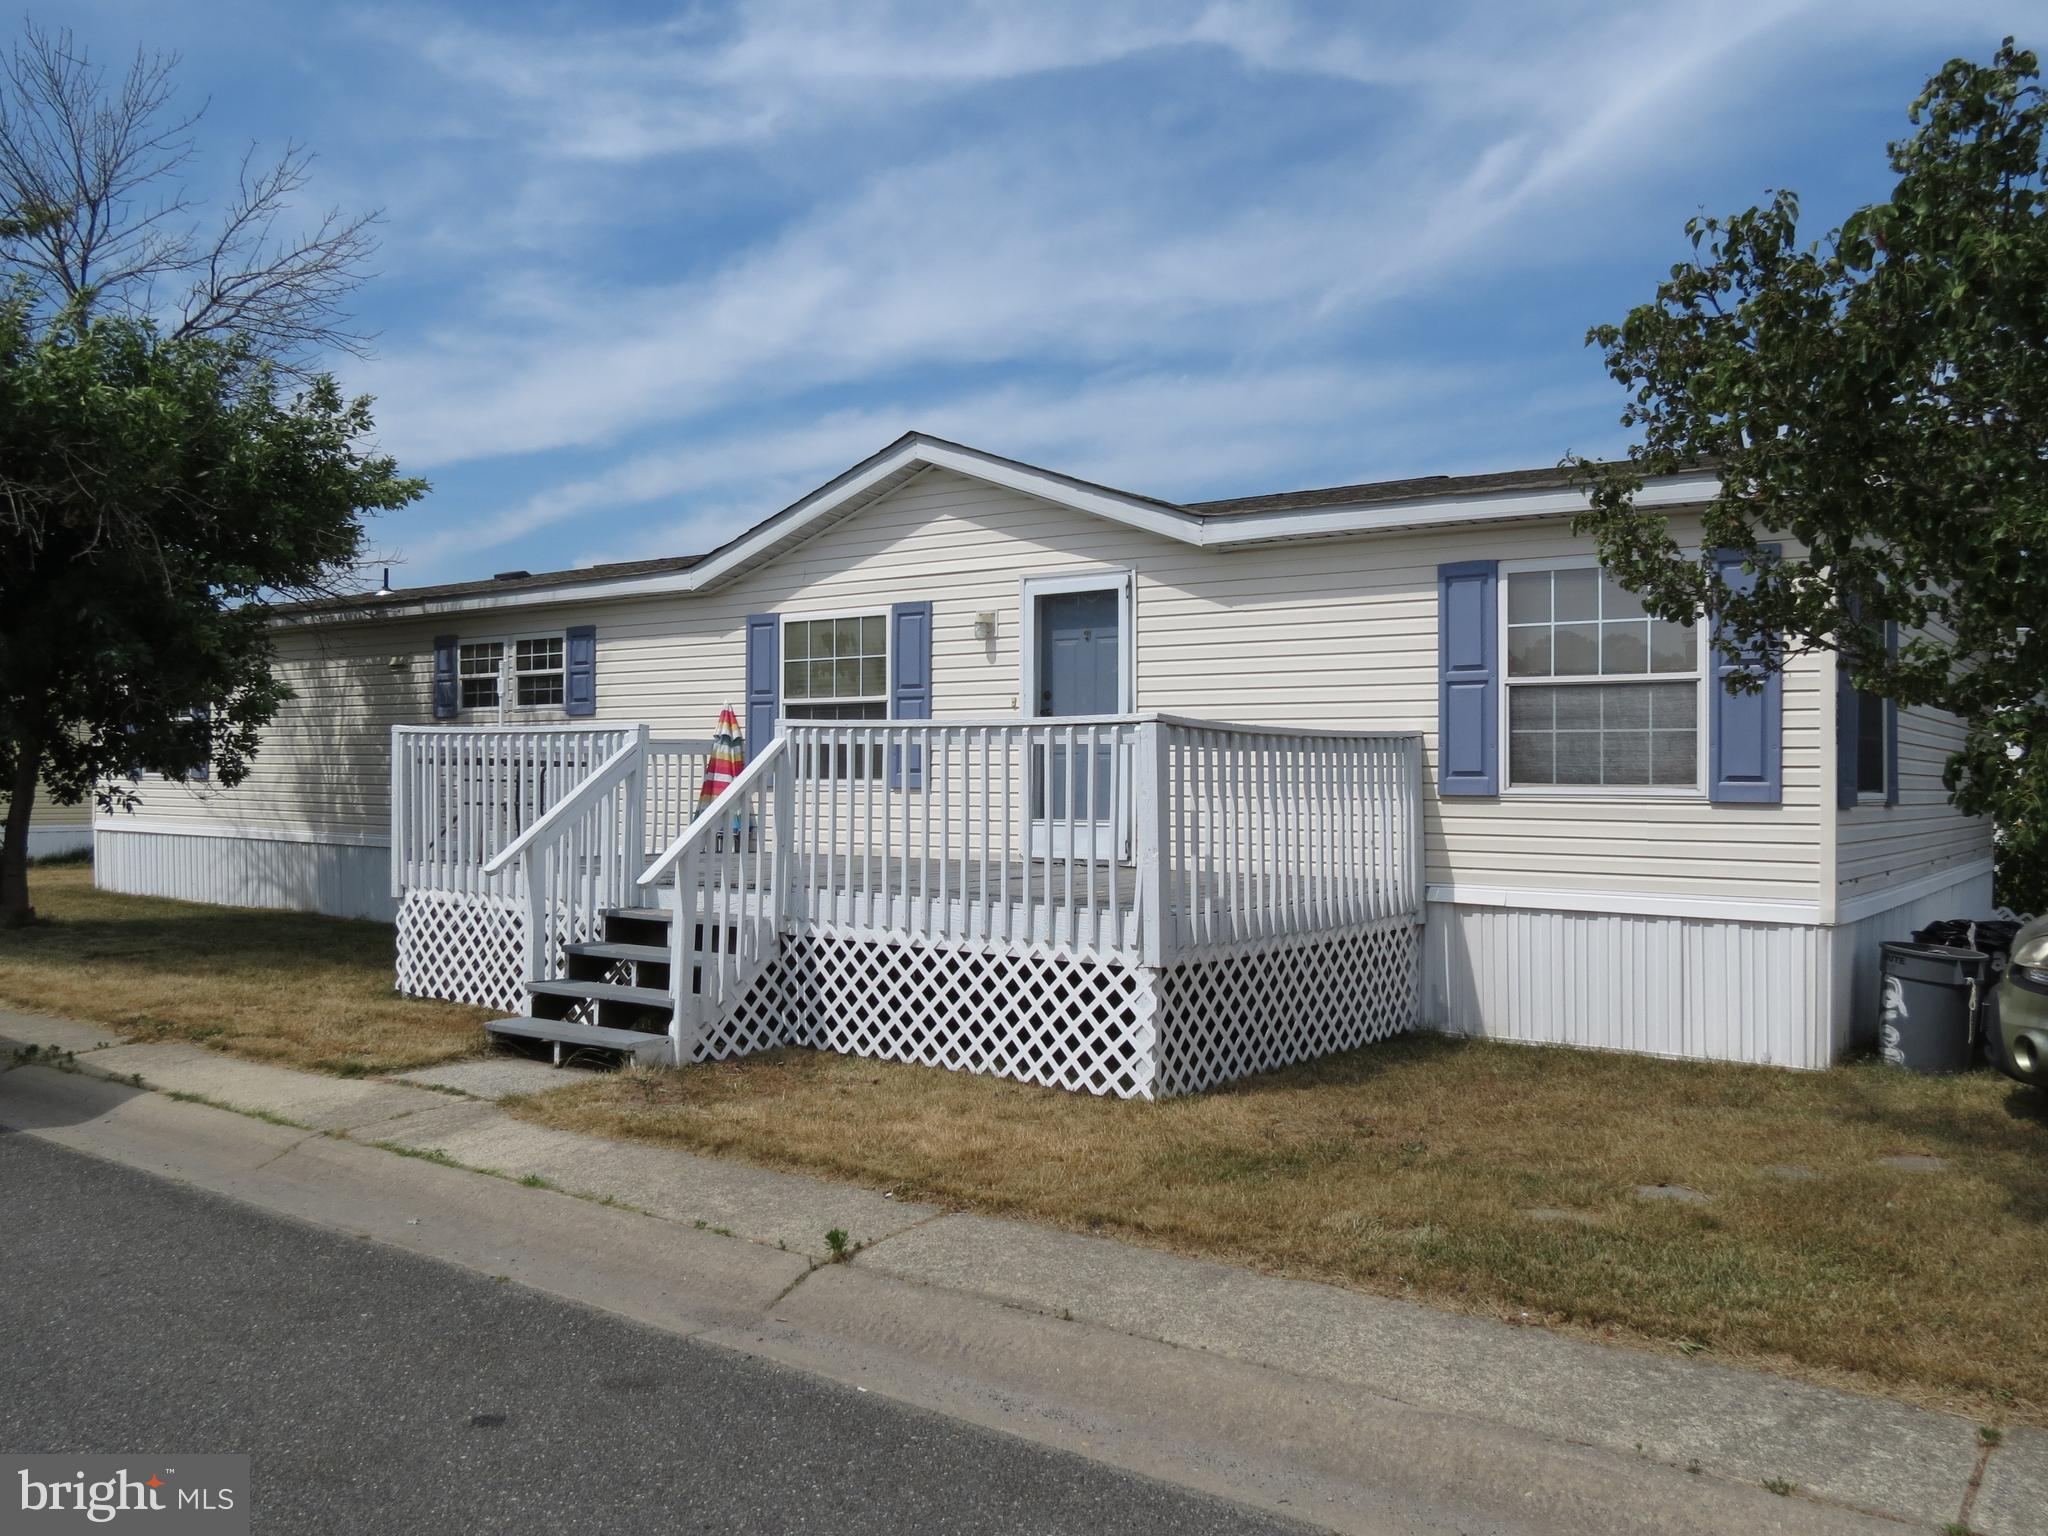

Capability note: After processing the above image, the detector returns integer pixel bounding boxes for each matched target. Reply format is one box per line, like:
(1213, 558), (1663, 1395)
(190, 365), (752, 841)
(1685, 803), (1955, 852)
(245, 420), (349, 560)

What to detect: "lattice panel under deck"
(706, 931), (1159, 1099)
(1152, 921), (1421, 1098)
(396, 890), (526, 1014)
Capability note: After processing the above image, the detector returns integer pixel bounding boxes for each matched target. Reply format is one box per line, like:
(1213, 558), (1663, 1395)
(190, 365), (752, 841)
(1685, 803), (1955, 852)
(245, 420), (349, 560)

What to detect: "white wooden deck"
(392, 715), (1426, 1096)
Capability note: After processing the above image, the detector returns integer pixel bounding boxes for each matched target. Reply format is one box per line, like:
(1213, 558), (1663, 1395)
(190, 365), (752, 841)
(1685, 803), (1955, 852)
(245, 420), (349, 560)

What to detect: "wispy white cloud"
(336, 0), (2042, 584)
(393, 358), (1514, 581)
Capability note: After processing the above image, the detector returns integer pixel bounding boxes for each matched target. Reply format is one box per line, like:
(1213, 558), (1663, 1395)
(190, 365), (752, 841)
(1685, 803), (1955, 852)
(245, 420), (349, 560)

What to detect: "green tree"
(1572, 40), (2048, 908)
(0, 297), (423, 924)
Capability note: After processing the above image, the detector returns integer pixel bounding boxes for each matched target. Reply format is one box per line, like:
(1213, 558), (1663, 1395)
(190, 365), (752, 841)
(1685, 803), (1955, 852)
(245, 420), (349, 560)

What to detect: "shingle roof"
(284, 449), (1683, 620)
(1185, 464), (1591, 517)
(281, 553), (704, 615)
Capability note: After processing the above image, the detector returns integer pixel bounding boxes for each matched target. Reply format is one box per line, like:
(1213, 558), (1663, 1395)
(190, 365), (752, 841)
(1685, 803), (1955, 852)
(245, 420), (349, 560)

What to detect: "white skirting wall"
(1830, 860), (1997, 1054)
(26, 824), (94, 858)
(93, 821), (396, 922)
(1424, 858), (1998, 1070)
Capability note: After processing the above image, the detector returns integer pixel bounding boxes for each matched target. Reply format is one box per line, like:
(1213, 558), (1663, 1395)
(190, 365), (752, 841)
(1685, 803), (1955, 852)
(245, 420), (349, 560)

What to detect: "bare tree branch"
(0, 20), (376, 368)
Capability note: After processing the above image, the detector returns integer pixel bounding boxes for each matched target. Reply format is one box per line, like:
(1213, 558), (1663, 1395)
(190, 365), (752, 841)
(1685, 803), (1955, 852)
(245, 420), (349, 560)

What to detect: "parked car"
(1996, 914), (2048, 1088)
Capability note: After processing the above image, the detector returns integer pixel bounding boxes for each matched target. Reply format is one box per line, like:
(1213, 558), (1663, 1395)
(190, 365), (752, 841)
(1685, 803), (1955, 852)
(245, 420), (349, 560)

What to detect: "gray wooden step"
(528, 978), (674, 1010)
(564, 940), (671, 965)
(602, 906), (673, 925)
(485, 1016), (671, 1062)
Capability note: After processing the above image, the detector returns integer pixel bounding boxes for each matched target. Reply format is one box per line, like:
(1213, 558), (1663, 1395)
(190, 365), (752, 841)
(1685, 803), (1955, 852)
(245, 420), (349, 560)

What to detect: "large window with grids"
(1503, 565), (1702, 790)
(782, 615), (888, 721)
(455, 635), (567, 714)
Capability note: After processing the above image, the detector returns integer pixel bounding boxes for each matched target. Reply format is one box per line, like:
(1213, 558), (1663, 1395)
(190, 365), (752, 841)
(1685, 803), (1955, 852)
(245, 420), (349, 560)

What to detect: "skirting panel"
(94, 825), (395, 922)
(1152, 922), (1420, 1097)
(698, 924), (1424, 1100)
(1425, 902), (1836, 1069)
(26, 824), (93, 858)
(1830, 863), (1996, 1054)
(395, 890), (526, 1014)
(708, 932), (1160, 1098)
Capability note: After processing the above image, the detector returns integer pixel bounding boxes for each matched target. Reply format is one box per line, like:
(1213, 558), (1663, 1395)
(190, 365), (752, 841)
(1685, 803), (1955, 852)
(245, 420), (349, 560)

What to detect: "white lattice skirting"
(396, 891), (527, 1014)
(398, 891), (1422, 1098)
(694, 921), (1420, 1100)
(705, 930), (1160, 1097)
(1151, 920), (1421, 1098)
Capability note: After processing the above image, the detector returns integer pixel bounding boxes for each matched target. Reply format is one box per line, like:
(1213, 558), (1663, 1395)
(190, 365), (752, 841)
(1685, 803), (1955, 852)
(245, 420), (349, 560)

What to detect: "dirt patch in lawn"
(0, 864), (491, 1075)
(506, 1036), (2048, 1424)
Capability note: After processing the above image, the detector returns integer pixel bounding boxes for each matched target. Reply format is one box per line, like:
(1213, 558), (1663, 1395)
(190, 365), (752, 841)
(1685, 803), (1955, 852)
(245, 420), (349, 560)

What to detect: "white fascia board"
(1426, 881), (1822, 927)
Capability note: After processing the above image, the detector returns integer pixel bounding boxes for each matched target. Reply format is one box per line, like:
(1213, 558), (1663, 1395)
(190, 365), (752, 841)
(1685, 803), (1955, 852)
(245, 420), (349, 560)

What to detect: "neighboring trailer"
(4, 785), (93, 860)
(95, 436), (1993, 1070)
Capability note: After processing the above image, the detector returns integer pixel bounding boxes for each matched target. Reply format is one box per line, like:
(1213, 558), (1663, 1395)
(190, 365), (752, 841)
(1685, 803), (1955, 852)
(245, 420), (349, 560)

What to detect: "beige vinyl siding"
(5, 784), (93, 828)
(124, 466), (1828, 904)
(114, 617), (448, 841)
(1836, 676), (1993, 902)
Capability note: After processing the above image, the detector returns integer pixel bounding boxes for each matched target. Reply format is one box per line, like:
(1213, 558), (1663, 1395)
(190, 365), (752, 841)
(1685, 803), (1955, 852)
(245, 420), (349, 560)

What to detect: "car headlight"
(2010, 917), (2048, 971)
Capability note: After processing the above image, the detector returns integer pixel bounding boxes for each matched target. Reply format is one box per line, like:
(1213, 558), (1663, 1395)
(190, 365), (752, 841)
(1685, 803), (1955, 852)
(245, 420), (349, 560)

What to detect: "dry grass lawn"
(508, 1036), (2048, 1424)
(0, 863), (490, 1074)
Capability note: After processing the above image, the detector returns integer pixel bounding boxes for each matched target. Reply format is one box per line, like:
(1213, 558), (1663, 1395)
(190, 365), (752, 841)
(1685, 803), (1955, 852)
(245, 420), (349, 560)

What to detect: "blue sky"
(57, 1), (2045, 587)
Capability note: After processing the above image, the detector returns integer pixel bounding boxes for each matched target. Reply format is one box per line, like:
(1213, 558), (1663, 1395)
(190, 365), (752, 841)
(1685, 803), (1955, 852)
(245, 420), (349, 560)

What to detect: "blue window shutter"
(431, 635), (459, 720)
(890, 601), (933, 789)
(564, 625), (597, 717)
(1709, 546), (1782, 804)
(1835, 660), (1860, 809)
(1437, 561), (1498, 797)
(185, 705), (211, 781)
(1884, 621), (1900, 806)
(744, 614), (779, 761)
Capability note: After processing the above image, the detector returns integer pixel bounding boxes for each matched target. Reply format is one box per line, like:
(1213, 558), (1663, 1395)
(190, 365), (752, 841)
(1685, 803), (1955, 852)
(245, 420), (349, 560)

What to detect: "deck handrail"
(482, 733), (647, 878)
(637, 735), (788, 889)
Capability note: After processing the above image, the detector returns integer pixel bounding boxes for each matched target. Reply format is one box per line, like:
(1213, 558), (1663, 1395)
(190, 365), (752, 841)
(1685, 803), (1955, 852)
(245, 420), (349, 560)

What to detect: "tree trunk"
(1, 750), (42, 927)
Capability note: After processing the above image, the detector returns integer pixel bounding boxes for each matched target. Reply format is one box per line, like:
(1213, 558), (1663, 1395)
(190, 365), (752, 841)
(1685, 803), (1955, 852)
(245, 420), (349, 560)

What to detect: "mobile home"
(94, 433), (1991, 1095)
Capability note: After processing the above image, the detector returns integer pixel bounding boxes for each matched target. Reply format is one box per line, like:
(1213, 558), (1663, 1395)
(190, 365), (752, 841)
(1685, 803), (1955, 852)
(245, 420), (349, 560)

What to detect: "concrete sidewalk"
(3, 1009), (2037, 1535)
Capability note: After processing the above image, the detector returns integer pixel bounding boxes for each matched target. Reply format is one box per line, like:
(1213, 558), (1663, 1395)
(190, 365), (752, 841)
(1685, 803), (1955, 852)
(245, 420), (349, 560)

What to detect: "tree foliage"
(0, 21), (408, 926)
(1571, 40), (2048, 908)
(0, 298), (423, 923)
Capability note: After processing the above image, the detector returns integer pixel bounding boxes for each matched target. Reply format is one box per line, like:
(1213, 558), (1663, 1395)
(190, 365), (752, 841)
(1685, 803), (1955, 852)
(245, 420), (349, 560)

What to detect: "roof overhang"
(283, 432), (1720, 625)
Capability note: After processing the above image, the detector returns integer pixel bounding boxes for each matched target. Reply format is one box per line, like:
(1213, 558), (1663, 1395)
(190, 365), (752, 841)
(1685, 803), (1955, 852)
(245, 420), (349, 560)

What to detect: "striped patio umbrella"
(695, 703), (745, 816)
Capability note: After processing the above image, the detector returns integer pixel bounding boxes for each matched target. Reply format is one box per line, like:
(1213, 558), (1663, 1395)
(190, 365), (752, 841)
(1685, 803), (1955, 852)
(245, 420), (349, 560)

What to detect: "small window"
(514, 637), (565, 707)
(1855, 688), (1889, 798)
(782, 613), (888, 778)
(782, 614), (888, 722)
(1503, 567), (1701, 790)
(458, 642), (503, 711)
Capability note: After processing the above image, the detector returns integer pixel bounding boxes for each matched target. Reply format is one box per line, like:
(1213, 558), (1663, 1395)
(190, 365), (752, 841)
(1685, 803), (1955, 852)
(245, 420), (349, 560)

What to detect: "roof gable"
(282, 432), (1718, 624)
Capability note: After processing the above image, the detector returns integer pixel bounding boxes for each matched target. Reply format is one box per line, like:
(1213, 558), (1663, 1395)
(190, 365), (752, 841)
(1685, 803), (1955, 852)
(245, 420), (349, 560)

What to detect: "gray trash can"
(1878, 941), (1985, 1073)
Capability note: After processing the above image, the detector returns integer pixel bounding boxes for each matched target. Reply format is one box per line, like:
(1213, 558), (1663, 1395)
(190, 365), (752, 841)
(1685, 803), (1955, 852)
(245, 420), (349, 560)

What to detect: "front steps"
(485, 905), (682, 1066)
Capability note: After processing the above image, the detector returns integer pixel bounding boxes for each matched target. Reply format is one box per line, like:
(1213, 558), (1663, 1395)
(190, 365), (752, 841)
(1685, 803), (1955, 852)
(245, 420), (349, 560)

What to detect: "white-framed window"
(455, 634), (570, 716)
(1501, 563), (1703, 793)
(458, 641), (504, 711)
(782, 613), (888, 721)
(513, 636), (565, 707)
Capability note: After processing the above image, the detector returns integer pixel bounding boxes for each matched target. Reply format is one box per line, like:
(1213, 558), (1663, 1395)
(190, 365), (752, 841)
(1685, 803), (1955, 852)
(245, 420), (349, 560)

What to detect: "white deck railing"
(394, 714), (1425, 1032)
(776, 717), (1146, 955)
(482, 728), (649, 989)
(640, 737), (790, 1051)
(1157, 719), (1423, 956)
(389, 724), (637, 899)
(645, 737), (716, 858)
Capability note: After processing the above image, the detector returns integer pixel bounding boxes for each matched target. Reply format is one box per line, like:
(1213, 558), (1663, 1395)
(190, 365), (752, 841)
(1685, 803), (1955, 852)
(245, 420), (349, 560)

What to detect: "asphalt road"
(0, 1131), (1305, 1535)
